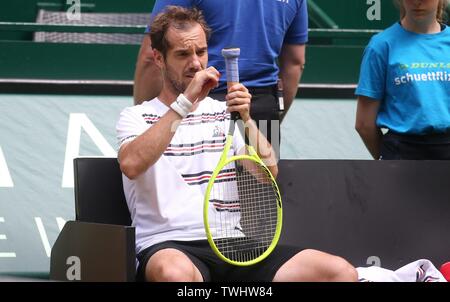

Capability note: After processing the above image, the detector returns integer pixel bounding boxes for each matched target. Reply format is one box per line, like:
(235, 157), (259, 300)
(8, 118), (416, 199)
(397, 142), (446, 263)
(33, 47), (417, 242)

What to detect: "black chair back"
(74, 157), (131, 226)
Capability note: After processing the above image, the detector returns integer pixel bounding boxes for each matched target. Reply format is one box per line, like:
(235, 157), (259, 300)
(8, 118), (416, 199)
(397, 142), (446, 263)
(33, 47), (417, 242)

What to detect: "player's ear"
(153, 49), (164, 69)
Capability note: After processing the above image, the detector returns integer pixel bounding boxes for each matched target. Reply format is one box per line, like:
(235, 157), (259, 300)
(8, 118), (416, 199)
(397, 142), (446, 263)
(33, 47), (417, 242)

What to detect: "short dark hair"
(149, 6), (211, 57)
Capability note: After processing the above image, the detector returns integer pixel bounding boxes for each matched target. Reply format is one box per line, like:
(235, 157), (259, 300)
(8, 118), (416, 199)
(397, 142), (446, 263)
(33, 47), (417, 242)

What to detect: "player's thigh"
(146, 248), (203, 281)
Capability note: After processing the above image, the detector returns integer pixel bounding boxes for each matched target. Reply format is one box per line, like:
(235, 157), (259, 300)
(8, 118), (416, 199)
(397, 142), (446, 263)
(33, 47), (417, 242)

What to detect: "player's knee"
(328, 256), (358, 282)
(148, 259), (198, 282)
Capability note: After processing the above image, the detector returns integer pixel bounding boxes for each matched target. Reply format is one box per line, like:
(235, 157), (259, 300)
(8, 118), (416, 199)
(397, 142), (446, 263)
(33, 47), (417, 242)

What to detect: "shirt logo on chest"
(213, 126), (225, 138)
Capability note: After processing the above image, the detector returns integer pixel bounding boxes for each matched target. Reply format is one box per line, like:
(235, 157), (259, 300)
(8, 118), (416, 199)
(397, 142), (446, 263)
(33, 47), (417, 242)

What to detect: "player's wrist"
(170, 94), (193, 118)
(182, 90), (196, 104)
(242, 115), (253, 124)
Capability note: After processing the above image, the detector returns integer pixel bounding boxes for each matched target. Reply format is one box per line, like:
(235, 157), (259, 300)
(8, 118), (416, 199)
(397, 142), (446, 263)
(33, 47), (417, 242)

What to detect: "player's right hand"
(184, 67), (220, 104)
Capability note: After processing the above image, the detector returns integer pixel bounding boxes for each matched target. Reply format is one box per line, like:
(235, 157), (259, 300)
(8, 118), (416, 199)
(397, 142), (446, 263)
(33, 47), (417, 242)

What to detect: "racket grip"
(222, 48), (240, 84)
(222, 47), (241, 121)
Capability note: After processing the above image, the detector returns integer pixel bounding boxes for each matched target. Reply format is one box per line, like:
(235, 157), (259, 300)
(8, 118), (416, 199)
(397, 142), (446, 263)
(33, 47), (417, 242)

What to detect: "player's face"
(401, 0), (441, 22)
(163, 23), (208, 95)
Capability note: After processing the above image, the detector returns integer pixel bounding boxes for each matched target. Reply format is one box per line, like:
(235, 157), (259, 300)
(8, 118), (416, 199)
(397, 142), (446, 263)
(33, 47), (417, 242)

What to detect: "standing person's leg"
(250, 92), (281, 159)
(251, 109), (280, 159)
(380, 131), (450, 160)
(380, 131), (416, 160)
(209, 90), (280, 157)
(427, 140), (450, 159)
(272, 249), (358, 282)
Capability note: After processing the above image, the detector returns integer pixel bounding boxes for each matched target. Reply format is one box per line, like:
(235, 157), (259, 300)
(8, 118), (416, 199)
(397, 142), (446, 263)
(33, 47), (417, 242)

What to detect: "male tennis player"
(116, 5), (357, 282)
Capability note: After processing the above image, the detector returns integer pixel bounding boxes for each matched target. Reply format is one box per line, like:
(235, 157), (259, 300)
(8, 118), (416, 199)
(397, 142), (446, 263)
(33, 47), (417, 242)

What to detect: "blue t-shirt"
(356, 23), (450, 134)
(148, 0), (308, 91)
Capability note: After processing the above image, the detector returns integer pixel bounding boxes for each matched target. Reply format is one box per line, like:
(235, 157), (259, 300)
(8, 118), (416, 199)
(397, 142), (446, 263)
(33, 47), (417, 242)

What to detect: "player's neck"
(401, 17), (441, 34)
(157, 87), (177, 107)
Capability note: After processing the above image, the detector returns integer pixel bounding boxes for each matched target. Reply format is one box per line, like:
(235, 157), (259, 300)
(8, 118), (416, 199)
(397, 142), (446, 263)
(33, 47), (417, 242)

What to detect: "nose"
(190, 54), (202, 71)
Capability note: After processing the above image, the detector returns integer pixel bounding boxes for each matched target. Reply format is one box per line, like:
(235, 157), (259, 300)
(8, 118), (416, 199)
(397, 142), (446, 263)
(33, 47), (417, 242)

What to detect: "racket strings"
(209, 158), (279, 263)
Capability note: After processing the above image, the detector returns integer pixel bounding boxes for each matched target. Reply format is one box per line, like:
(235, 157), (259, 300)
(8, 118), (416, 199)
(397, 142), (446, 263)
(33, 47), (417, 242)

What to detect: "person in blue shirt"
(133, 0), (308, 146)
(355, 0), (450, 160)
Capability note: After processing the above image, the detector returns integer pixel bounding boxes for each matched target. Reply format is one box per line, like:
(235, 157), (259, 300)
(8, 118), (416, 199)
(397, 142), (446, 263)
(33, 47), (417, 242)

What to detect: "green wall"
(0, 0), (155, 40)
(1, 0), (399, 41)
(2, 1), (446, 84)
(310, 0), (399, 29)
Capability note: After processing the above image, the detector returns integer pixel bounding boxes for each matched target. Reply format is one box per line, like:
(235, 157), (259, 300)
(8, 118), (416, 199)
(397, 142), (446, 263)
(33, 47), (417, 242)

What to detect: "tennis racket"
(203, 47), (283, 266)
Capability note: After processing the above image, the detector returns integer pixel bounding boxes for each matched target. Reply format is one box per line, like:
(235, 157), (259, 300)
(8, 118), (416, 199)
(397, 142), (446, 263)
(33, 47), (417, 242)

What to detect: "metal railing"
(0, 22), (381, 40)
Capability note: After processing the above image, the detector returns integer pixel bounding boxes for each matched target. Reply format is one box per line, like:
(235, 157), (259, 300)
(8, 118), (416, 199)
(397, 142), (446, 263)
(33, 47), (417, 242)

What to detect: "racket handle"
(222, 47), (241, 121)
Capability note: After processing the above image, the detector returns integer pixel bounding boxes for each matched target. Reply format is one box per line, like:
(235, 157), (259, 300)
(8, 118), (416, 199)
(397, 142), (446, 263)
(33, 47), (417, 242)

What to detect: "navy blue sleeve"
(284, 0), (308, 44)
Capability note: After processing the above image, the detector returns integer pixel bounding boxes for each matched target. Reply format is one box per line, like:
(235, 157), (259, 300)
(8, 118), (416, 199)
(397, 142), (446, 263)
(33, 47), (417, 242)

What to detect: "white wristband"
(170, 94), (193, 118)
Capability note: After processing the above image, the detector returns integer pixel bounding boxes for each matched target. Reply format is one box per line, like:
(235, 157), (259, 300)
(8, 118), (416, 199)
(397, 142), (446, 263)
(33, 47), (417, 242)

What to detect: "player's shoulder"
(120, 98), (162, 118)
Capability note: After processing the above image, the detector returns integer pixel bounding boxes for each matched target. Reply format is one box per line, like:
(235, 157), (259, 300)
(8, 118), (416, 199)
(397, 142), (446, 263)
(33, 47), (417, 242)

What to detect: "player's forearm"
(356, 126), (383, 160)
(279, 64), (303, 122)
(245, 119), (278, 177)
(355, 96), (382, 160)
(279, 44), (305, 122)
(119, 110), (181, 179)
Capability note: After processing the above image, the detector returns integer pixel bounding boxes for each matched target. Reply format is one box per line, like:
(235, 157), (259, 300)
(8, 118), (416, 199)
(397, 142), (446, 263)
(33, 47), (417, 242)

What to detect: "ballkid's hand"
(226, 84), (252, 122)
(184, 67), (220, 105)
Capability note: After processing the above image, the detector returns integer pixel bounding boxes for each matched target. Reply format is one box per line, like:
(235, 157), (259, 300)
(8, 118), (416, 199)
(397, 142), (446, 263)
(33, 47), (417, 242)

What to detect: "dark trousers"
(210, 86), (282, 157)
(380, 131), (450, 160)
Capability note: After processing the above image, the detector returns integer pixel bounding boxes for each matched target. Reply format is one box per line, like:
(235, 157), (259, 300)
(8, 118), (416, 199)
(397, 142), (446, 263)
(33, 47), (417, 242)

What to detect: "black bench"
(50, 158), (450, 281)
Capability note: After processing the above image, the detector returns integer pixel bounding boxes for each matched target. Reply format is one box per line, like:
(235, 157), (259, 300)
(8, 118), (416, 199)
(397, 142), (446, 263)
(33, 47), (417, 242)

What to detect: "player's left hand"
(226, 84), (252, 122)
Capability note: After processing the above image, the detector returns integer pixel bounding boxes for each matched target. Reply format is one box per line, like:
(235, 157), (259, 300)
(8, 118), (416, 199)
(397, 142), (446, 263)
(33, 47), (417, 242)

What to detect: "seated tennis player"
(116, 5), (357, 282)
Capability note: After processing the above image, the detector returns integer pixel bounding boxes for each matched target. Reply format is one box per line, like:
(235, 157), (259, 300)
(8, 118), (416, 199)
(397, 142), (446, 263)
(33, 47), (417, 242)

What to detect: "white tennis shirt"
(116, 97), (245, 254)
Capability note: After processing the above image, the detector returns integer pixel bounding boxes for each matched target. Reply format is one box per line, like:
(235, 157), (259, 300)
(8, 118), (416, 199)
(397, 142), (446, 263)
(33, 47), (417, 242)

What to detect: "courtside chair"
(50, 157), (135, 281)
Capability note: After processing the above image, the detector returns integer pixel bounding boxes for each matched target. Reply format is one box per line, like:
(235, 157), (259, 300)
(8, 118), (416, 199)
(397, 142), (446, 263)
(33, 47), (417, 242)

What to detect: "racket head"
(203, 147), (282, 266)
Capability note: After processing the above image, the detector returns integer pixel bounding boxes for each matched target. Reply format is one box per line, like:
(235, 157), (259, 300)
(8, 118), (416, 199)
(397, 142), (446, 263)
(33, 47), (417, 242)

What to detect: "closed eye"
(176, 51), (190, 57)
(197, 49), (207, 56)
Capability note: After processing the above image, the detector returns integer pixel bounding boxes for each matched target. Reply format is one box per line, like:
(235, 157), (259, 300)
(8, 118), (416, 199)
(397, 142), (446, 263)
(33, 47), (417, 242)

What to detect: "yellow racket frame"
(203, 132), (283, 266)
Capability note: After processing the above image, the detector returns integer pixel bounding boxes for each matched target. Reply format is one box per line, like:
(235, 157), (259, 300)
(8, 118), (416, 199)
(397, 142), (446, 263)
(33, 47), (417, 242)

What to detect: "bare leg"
(272, 249), (358, 282)
(145, 248), (204, 282)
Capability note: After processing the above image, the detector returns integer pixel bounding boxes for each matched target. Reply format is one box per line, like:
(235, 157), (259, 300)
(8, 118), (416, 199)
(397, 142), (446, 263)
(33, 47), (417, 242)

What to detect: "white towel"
(357, 259), (447, 282)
